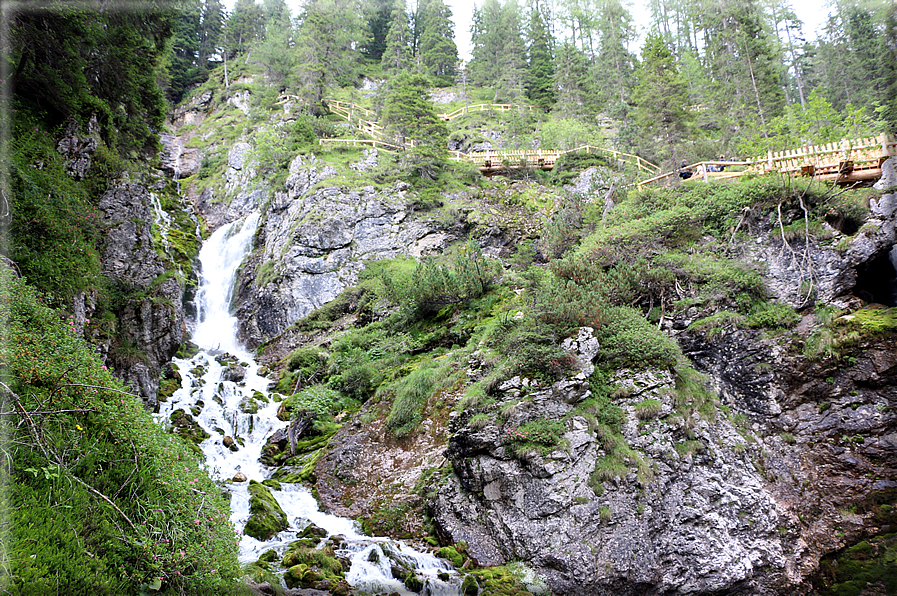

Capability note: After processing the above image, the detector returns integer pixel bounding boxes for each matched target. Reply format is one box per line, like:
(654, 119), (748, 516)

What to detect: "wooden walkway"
(638, 133), (897, 187)
(317, 98), (658, 175)
(290, 97), (896, 186)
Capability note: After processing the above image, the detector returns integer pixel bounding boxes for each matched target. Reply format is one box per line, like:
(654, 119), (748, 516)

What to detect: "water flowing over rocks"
(233, 154), (459, 347)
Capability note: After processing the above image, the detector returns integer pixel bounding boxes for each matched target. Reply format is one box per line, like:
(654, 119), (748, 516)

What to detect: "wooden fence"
(638, 133), (897, 187)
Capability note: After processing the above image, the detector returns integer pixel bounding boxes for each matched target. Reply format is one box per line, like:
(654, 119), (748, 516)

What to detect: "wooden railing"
(638, 133), (897, 187)
(318, 97), (659, 175)
(450, 145), (658, 174)
(318, 138), (407, 152)
(438, 103), (535, 121)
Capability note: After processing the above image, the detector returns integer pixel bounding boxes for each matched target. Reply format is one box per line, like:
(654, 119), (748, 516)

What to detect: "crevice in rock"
(853, 246), (897, 306)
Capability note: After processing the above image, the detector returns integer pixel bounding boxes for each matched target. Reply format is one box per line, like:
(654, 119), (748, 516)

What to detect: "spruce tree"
(294, 0), (367, 106)
(494, 0), (527, 101)
(199, 0), (226, 69)
(468, 0), (503, 87)
(525, 4), (556, 110)
(168, 0), (203, 103)
(632, 32), (693, 168)
(382, 0), (413, 74)
(417, 0), (458, 86)
(381, 72), (448, 179)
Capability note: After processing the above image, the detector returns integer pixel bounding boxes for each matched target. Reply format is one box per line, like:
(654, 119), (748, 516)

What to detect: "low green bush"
(597, 306), (680, 368)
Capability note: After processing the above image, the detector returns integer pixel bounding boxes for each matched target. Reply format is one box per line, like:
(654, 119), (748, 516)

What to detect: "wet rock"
(233, 472), (248, 482)
(98, 181), (187, 400)
(224, 364), (247, 382)
(223, 436), (238, 452)
(232, 157), (453, 346)
(244, 480), (288, 540)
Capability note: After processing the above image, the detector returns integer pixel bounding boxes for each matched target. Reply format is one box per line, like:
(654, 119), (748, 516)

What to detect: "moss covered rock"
(243, 480), (288, 540)
(281, 545), (345, 590)
(169, 408), (210, 444)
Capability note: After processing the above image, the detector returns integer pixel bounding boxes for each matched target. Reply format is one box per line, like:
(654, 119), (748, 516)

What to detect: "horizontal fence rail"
(438, 103), (535, 121)
(638, 133), (897, 187)
(318, 98), (661, 175)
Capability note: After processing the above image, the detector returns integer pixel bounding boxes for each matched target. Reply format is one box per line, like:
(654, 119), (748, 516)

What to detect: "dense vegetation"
(0, 271), (242, 594)
(4, 0), (895, 593)
(164, 0), (896, 170)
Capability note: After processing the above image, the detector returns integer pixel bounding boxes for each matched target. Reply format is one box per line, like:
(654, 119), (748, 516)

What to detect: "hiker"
(678, 161), (693, 179)
(718, 155), (727, 172)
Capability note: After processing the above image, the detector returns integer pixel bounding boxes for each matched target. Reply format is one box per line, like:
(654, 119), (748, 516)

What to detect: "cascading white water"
(156, 213), (460, 595)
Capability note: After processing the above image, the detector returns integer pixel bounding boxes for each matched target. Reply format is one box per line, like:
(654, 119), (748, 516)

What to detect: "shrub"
(402, 240), (501, 315)
(634, 399), (663, 420)
(385, 363), (439, 437)
(597, 306), (680, 368)
(503, 419), (566, 455)
(744, 302), (800, 329)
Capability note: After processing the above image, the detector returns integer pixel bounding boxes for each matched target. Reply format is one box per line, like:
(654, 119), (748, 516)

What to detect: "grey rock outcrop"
(433, 365), (786, 596)
(233, 154), (458, 346)
(747, 190), (897, 307)
(99, 181), (187, 402)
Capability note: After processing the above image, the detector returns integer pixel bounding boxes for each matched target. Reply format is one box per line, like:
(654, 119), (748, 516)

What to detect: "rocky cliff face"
(98, 180), (192, 402)
(232, 153), (460, 347)
(423, 189), (897, 595)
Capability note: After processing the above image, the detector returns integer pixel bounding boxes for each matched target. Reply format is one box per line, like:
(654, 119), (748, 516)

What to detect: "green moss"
(815, 533), (897, 595)
(438, 546), (466, 568)
(281, 545), (345, 590)
(244, 480), (288, 540)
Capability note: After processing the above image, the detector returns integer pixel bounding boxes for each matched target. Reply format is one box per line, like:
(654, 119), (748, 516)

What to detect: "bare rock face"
(433, 365), (786, 596)
(99, 181), (186, 402)
(750, 191), (897, 307)
(232, 154), (457, 347)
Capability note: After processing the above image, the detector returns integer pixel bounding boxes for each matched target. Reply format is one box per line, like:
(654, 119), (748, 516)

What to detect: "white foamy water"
(156, 213), (461, 595)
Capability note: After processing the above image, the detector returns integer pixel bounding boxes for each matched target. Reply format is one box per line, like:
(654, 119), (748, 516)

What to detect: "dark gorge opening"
(854, 246), (897, 307)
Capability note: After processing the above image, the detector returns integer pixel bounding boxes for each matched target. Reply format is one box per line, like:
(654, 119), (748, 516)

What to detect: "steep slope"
(160, 67), (897, 595)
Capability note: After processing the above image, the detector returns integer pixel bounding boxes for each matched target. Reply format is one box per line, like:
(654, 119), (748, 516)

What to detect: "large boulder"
(244, 480), (288, 540)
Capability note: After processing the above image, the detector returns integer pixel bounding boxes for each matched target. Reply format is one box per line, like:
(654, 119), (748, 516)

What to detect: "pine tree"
(592, 0), (635, 117)
(497, 0), (528, 101)
(381, 72), (448, 179)
(553, 42), (595, 119)
(295, 0), (368, 106)
(381, 0), (413, 74)
(168, 0), (203, 103)
(226, 0), (266, 57)
(199, 0), (226, 69)
(417, 0), (458, 86)
(632, 32), (693, 168)
(362, 0), (393, 59)
(468, 0), (503, 87)
(255, 2), (295, 87)
(525, 4), (556, 110)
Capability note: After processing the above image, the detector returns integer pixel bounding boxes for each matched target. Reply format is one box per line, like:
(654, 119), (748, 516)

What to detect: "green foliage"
(744, 302), (800, 329)
(397, 241), (500, 316)
(634, 399), (663, 420)
(282, 385), (347, 418)
(596, 306), (680, 368)
(13, 9), (170, 155)
(803, 306), (897, 360)
(385, 361), (440, 437)
(2, 272), (240, 594)
(9, 125), (103, 305)
(502, 419), (566, 455)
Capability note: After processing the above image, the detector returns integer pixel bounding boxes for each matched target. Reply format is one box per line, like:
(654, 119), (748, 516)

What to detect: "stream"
(155, 214), (461, 595)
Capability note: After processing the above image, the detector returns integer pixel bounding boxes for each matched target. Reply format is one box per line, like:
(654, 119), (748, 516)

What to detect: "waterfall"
(156, 213), (460, 595)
